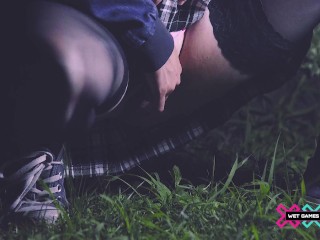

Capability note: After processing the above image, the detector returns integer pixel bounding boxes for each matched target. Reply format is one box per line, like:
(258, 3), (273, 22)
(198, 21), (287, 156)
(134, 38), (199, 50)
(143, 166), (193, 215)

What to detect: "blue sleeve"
(85, 0), (174, 71)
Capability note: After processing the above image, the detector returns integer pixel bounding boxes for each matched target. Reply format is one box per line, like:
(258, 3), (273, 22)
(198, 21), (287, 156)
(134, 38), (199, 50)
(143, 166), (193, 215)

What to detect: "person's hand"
(144, 44), (182, 112)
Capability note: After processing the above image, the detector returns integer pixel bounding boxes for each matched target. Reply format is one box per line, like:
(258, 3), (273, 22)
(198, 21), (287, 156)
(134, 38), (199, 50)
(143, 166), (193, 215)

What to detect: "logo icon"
(276, 204), (301, 228)
(301, 204), (320, 228)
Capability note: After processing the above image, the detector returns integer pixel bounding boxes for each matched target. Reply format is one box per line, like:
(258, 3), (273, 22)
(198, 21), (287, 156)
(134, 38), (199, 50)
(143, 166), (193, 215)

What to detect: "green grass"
(1, 29), (320, 240)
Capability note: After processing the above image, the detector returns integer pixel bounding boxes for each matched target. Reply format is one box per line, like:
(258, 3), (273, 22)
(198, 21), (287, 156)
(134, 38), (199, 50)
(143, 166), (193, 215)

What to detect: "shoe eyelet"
(57, 196), (62, 201)
(57, 184), (62, 192)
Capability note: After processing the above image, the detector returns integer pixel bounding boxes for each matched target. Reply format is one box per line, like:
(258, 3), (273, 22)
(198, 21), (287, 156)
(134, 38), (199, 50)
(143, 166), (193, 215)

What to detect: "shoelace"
(29, 163), (63, 197)
(4, 151), (63, 212)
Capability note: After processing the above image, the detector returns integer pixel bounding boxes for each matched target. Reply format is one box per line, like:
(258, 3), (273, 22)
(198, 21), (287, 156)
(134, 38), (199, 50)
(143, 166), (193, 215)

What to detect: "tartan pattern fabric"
(66, 73), (264, 178)
(158, 0), (211, 31)
(65, 0), (212, 178)
(66, 117), (209, 178)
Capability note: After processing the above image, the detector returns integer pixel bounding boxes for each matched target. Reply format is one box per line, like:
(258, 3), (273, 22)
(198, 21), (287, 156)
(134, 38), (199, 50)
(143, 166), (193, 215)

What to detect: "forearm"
(77, 0), (174, 71)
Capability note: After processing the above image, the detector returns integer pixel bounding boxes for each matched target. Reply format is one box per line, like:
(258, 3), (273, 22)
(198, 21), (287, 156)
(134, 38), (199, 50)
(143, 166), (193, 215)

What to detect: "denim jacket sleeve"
(85, 0), (174, 71)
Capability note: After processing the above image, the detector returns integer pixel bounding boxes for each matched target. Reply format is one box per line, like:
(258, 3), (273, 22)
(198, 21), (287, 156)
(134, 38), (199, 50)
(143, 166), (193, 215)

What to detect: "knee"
(24, 1), (125, 110)
(54, 37), (119, 106)
(26, 1), (114, 98)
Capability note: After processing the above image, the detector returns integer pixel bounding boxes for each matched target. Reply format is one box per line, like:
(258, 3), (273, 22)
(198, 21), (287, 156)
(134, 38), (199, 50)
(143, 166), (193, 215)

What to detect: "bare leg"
(115, 9), (248, 127)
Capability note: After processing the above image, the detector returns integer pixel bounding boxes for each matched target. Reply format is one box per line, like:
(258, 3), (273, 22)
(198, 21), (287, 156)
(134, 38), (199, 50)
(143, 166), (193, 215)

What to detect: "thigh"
(5, 1), (128, 128)
(29, 1), (126, 103)
(1, 1), (128, 151)
(114, 8), (248, 127)
(166, 8), (248, 115)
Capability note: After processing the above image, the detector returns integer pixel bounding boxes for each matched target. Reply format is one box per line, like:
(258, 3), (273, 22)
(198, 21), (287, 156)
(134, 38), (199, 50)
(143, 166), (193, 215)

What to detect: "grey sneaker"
(1, 149), (68, 224)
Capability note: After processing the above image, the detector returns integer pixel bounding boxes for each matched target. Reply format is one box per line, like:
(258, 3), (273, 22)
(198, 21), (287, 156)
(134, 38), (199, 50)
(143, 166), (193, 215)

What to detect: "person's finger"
(158, 91), (166, 112)
(176, 75), (181, 85)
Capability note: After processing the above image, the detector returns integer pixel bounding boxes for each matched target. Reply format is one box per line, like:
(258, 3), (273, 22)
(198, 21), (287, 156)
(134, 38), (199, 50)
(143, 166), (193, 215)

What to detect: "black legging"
(261, 0), (320, 43)
(2, 1), (127, 158)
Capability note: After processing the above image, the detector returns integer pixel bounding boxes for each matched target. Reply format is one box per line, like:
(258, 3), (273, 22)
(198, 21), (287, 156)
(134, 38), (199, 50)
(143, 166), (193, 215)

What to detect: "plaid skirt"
(66, 78), (263, 178)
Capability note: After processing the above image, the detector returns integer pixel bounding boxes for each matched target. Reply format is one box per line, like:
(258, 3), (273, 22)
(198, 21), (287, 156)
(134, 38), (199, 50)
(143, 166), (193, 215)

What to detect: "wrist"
(138, 18), (174, 72)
